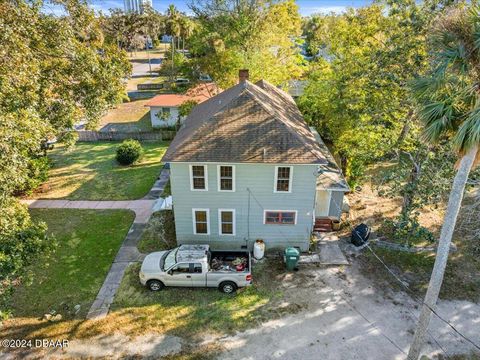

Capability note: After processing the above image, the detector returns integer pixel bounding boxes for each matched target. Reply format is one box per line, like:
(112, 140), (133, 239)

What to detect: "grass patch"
(359, 240), (480, 302)
(34, 141), (169, 200)
(2, 259), (292, 342)
(128, 48), (168, 60)
(98, 99), (152, 132)
(137, 211), (176, 253)
(110, 259), (285, 339)
(10, 209), (135, 319)
(357, 192), (480, 302)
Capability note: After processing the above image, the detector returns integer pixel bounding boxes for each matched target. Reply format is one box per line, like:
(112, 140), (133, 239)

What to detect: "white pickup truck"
(139, 244), (252, 293)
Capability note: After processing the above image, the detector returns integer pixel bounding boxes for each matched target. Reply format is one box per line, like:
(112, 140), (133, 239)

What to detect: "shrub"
(380, 211), (435, 247)
(116, 139), (143, 165)
(0, 198), (55, 319)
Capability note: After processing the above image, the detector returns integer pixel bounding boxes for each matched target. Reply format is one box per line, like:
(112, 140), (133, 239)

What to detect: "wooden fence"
(77, 130), (176, 142)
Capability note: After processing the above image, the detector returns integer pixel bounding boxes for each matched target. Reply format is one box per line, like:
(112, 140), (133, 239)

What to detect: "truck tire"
(219, 281), (237, 294)
(147, 280), (164, 291)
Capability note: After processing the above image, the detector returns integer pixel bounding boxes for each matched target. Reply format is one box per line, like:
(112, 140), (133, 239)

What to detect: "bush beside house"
(116, 140), (144, 165)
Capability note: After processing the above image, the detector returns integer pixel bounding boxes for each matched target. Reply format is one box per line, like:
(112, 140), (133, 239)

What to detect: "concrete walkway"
(22, 199), (156, 223)
(298, 234), (348, 266)
(317, 234), (349, 265)
(22, 167), (171, 319)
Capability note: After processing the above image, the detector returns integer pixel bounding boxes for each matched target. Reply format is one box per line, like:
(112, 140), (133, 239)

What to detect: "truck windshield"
(163, 248), (178, 270)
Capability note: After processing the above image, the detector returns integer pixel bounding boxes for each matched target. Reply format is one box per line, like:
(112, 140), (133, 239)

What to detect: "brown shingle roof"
(162, 80), (328, 164)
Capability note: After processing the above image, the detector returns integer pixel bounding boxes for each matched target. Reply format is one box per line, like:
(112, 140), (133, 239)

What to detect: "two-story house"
(161, 70), (348, 252)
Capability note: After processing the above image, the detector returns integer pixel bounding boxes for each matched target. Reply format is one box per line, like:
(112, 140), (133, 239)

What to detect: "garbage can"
(284, 247), (300, 271)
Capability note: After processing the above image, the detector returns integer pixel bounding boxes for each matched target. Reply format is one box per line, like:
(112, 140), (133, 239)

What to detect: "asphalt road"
(131, 58), (162, 77)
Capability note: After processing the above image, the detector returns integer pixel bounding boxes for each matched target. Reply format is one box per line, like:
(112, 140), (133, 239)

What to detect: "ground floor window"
(264, 210), (297, 225)
(218, 209), (235, 235)
(192, 209), (209, 234)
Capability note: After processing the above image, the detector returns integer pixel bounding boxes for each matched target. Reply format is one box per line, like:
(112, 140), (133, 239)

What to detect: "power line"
(334, 290), (408, 356)
(365, 244), (480, 353)
(326, 192), (449, 357)
(364, 244), (449, 357)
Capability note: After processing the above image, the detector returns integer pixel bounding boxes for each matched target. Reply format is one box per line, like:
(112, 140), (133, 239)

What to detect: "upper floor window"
(218, 165), (235, 191)
(192, 209), (209, 234)
(264, 210), (297, 225)
(274, 166), (292, 192)
(190, 165), (207, 191)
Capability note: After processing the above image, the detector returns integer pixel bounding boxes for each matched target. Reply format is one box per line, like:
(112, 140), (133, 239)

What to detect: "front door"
(315, 190), (331, 217)
(164, 263), (192, 287)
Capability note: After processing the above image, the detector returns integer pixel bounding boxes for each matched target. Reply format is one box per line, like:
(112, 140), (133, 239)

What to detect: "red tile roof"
(145, 83), (221, 107)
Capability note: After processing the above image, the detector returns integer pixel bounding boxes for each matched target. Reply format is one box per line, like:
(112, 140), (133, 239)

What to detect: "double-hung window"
(193, 209), (210, 235)
(274, 166), (292, 192)
(218, 165), (235, 191)
(264, 210), (297, 225)
(190, 165), (207, 191)
(218, 209), (235, 235)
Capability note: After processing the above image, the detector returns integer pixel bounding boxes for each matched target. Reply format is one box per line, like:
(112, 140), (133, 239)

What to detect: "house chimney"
(239, 69), (249, 83)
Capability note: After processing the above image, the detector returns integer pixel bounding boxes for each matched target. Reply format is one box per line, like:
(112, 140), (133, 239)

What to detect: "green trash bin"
(284, 247), (300, 271)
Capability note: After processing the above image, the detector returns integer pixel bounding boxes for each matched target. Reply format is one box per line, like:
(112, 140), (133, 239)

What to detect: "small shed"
(145, 83), (222, 128)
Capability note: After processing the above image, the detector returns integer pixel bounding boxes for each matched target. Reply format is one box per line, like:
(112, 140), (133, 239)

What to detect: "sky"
(44, 0), (371, 16)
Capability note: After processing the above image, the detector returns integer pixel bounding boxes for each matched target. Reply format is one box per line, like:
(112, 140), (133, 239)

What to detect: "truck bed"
(209, 251), (250, 272)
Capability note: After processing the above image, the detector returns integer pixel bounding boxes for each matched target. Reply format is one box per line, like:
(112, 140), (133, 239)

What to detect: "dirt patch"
(216, 262), (480, 360)
(345, 181), (444, 238)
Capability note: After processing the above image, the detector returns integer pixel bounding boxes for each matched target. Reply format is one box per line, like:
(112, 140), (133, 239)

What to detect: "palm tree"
(180, 18), (194, 51)
(165, 5), (182, 81)
(408, 6), (480, 359)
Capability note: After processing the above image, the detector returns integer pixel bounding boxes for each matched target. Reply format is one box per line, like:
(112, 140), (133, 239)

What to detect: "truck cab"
(139, 244), (252, 293)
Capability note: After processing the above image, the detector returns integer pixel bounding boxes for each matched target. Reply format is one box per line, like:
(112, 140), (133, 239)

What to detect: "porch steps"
(314, 217), (334, 232)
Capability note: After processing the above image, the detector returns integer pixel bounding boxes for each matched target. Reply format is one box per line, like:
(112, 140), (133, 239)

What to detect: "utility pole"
(407, 146), (478, 359)
(146, 37), (152, 75)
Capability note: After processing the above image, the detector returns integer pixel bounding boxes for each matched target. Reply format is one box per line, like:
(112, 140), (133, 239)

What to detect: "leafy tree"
(0, 0), (131, 316)
(102, 5), (164, 51)
(378, 142), (459, 245)
(408, 5), (480, 358)
(299, 1), (458, 186)
(187, 0), (304, 88)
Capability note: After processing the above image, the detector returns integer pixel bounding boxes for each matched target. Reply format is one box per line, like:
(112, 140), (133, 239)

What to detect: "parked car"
(139, 244), (252, 293)
(198, 73), (212, 82)
(174, 77), (190, 85)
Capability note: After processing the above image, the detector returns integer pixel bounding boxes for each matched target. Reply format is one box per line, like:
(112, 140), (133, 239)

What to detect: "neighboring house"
(161, 70), (348, 252)
(145, 83), (221, 128)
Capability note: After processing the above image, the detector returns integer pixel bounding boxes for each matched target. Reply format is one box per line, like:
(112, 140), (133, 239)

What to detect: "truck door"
(164, 263), (192, 287)
(189, 263), (205, 287)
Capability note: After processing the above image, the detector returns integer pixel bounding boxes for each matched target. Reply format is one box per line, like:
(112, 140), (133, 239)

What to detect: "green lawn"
(98, 99), (153, 132)
(109, 259), (291, 340)
(34, 141), (169, 200)
(11, 209), (135, 318)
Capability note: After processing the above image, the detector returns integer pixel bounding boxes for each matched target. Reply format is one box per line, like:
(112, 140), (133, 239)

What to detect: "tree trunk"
(396, 111), (413, 149)
(407, 145), (478, 360)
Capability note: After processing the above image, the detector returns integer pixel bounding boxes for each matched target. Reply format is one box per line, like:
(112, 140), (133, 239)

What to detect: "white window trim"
(274, 166), (293, 193)
(192, 208), (210, 235)
(263, 210), (298, 225)
(217, 165), (236, 192)
(189, 164), (208, 191)
(218, 209), (236, 236)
